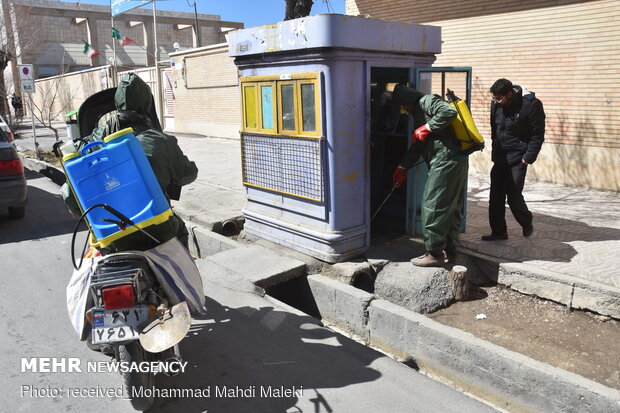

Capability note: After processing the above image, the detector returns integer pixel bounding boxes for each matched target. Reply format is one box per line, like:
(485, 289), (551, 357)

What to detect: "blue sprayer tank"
(62, 127), (172, 248)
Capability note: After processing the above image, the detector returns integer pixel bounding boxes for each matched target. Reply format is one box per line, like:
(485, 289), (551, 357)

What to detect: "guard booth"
(227, 15), (473, 263)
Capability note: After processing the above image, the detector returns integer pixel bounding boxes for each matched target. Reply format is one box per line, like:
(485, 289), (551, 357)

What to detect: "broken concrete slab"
(322, 258), (373, 285)
(375, 262), (469, 314)
(202, 245), (306, 288)
(367, 258), (390, 274)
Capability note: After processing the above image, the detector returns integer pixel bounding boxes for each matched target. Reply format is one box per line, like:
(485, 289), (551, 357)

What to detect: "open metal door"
(405, 67), (473, 234)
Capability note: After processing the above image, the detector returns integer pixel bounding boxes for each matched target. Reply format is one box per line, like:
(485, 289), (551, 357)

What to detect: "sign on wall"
(18, 64), (35, 94)
(111, 0), (153, 17)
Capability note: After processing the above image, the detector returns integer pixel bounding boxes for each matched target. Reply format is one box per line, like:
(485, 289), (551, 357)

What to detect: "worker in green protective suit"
(61, 74), (198, 254)
(391, 85), (469, 267)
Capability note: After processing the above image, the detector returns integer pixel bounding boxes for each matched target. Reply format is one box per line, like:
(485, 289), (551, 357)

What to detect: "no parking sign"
(18, 64), (35, 94)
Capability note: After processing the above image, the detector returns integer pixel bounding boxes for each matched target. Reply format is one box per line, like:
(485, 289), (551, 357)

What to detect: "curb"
(498, 262), (620, 319)
(308, 274), (620, 413)
(460, 248), (620, 319)
(18, 152), (66, 186)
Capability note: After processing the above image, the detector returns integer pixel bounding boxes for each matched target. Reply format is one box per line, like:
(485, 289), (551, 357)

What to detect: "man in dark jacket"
(482, 78), (545, 241)
(61, 74), (198, 253)
(391, 85), (469, 267)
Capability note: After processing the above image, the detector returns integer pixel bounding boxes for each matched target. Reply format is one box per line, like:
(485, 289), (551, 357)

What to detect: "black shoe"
(523, 223), (534, 237)
(481, 233), (508, 241)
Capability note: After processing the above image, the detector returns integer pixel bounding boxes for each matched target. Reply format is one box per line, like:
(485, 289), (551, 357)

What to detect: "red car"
(0, 128), (27, 218)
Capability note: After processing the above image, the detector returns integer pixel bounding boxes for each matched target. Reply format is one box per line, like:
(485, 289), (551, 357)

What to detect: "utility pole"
(153, 0), (164, 126)
(192, 1), (201, 48)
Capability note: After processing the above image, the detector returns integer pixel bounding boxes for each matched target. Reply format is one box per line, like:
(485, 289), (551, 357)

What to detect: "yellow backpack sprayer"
(446, 89), (485, 154)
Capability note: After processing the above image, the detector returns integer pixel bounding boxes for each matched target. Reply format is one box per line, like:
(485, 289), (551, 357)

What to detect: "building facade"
(2, 0), (243, 78)
(346, 0), (620, 191)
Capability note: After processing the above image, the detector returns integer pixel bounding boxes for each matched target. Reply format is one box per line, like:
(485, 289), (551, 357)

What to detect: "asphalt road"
(0, 169), (499, 413)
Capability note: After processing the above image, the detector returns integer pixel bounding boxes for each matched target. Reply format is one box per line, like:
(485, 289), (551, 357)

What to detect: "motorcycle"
(83, 239), (193, 411)
(63, 87), (204, 411)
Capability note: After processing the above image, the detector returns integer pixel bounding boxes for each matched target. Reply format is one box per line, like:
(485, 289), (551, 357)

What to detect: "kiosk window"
(261, 85), (274, 130)
(243, 85), (257, 129)
(240, 73), (321, 137)
(301, 83), (316, 132)
(281, 84), (296, 131)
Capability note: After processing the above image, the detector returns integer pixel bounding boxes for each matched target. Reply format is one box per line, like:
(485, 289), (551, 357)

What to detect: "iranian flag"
(112, 27), (133, 46)
(82, 41), (100, 58)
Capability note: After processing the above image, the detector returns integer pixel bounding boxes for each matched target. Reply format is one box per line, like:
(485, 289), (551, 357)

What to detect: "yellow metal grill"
(241, 133), (324, 202)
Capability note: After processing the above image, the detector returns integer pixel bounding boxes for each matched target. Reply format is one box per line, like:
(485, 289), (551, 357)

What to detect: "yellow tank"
(446, 90), (485, 152)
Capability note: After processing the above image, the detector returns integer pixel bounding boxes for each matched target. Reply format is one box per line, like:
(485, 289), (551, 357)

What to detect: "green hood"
(115, 73), (153, 114)
(392, 85), (424, 106)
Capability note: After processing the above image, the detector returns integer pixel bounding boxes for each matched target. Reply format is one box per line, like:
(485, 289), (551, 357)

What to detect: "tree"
(0, 1), (43, 123)
(29, 69), (90, 145)
(285, 0), (314, 20)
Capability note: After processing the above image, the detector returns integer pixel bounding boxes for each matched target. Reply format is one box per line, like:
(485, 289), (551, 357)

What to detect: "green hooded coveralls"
(61, 74), (198, 253)
(394, 85), (469, 254)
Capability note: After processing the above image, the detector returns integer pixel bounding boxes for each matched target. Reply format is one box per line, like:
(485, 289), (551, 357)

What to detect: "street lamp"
(187, 0), (201, 47)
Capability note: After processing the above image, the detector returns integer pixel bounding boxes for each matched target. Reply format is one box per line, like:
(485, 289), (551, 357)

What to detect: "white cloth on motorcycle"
(66, 256), (102, 341)
(66, 237), (206, 340)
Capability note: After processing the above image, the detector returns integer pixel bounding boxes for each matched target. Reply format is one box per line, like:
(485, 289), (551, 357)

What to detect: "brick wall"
(347, 0), (620, 190)
(170, 44), (241, 139)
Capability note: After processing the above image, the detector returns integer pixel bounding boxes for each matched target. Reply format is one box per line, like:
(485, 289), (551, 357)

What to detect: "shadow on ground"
(150, 295), (383, 413)
(0, 170), (77, 244)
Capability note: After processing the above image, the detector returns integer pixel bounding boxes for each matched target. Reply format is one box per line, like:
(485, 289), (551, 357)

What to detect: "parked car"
(0, 113), (14, 141)
(0, 127), (27, 218)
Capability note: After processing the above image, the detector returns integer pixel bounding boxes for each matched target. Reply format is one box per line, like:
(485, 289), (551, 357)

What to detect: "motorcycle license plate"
(91, 306), (150, 344)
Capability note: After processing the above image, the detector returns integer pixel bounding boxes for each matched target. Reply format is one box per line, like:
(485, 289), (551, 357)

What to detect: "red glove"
(392, 166), (407, 188)
(412, 123), (431, 143)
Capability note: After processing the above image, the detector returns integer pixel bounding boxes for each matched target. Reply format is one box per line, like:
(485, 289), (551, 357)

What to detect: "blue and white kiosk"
(227, 14), (473, 263)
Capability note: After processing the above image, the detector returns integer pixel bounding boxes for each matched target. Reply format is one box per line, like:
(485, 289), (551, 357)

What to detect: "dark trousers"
(488, 162), (532, 234)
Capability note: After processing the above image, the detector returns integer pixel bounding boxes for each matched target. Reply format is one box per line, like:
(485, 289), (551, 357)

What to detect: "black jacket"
(490, 85), (545, 165)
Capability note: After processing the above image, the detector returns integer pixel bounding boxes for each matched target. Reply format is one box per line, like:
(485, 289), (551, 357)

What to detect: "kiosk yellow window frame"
(240, 73), (321, 138)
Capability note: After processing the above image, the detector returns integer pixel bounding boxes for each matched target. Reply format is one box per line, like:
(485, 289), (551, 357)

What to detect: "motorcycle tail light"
(102, 284), (135, 310)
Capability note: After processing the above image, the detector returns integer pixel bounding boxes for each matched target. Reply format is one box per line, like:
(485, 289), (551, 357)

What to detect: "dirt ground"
(427, 285), (620, 390)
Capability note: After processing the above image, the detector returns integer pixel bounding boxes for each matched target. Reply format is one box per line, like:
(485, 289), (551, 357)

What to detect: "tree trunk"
(50, 125), (60, 142)
(285, 0), (313, 21)
(448, 265), (471, 301)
